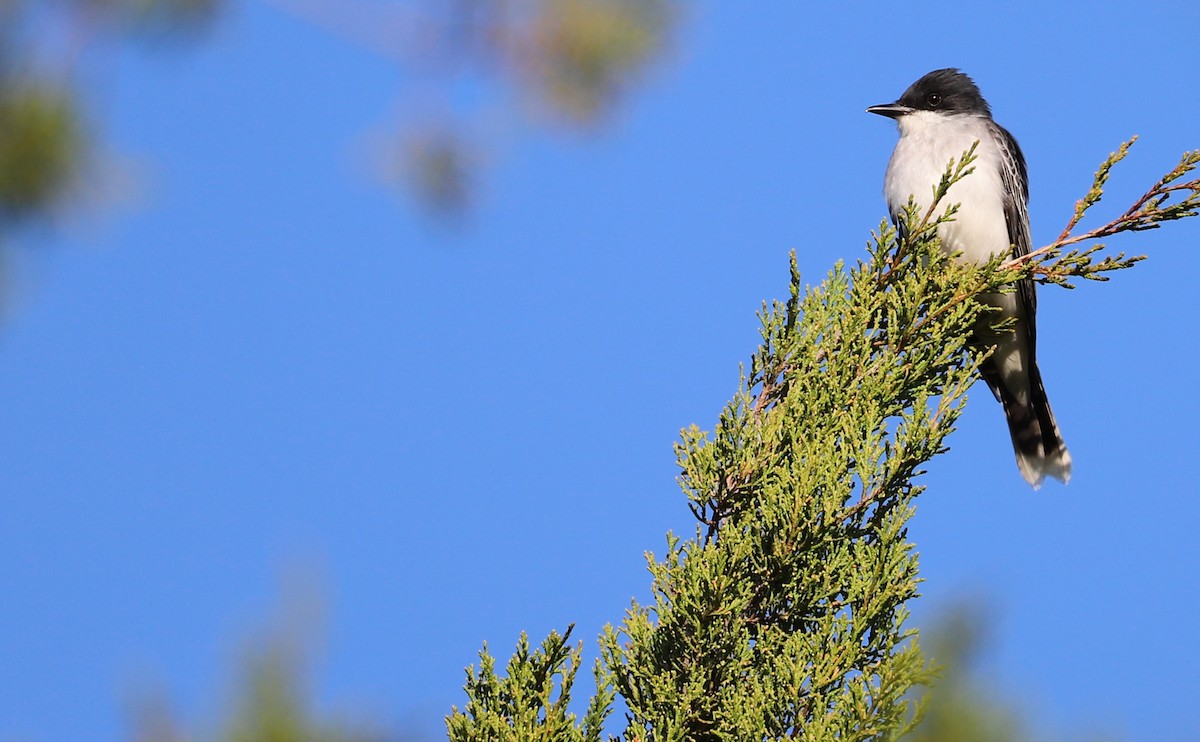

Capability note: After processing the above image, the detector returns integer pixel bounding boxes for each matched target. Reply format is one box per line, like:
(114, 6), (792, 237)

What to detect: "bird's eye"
(926, 93), (943, 107)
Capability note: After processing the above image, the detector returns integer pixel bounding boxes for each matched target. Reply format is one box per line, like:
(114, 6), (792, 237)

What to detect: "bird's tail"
(1000, 362), (1071, 489)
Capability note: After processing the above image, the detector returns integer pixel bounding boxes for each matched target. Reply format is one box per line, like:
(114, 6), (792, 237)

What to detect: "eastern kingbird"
(868, 68), (1071, 488)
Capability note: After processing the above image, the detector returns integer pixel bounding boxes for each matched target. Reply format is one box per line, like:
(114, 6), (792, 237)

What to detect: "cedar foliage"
(447, 140), (1200, 741)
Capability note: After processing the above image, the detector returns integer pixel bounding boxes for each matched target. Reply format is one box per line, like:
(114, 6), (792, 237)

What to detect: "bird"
(867, 68), (1071, 488)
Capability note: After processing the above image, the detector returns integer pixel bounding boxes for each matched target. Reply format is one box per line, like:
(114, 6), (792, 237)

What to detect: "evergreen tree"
(447, 141), (1200, 741)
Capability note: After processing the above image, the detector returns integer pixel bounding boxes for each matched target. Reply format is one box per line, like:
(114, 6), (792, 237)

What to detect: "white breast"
(883, 111), (1011, 263)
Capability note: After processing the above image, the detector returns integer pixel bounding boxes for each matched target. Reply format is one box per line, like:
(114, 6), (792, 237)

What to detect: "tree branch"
(1006, 139), (1200, 286)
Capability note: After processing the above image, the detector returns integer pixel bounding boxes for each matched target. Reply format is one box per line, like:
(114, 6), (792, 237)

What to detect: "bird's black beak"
(866, 102), (912, 119)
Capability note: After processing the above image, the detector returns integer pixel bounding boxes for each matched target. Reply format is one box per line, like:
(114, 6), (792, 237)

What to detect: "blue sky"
(2, 2), (1198, 740)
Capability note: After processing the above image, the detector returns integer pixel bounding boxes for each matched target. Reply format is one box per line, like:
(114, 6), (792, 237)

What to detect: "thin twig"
(1013, 142), (1200, 277)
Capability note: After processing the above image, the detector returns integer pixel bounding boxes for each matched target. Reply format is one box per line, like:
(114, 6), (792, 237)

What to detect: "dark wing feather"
(992, 121), (1036, 352)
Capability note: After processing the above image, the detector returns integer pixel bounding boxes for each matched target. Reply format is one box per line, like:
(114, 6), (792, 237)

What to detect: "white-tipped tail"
(1015, 444), (1071, 490)
(1004, 361), (1070, 489)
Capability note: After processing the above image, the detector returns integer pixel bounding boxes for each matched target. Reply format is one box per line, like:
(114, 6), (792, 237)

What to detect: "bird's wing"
(993, 122), (1036, 350)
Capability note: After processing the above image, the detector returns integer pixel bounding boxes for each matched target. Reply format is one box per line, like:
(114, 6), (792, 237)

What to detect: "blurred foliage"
(0, 0), (677, 224)
(221, 648), (371, 742)
(0, 82), (81, 222)
(907, 606), (1023, 742)
(111, 0), (223, 36)
(388, 0), (678, 211)
(68, 0), (222, 35)
(908, 604), (1123, 742)
(0, 0), (221, 227)
(404, 126), (477, 216)
(517, 0), (674, 123)
(132, 638), (384, 742)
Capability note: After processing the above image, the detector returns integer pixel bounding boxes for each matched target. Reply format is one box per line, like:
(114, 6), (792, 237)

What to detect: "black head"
(867, 68), (991, 119)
